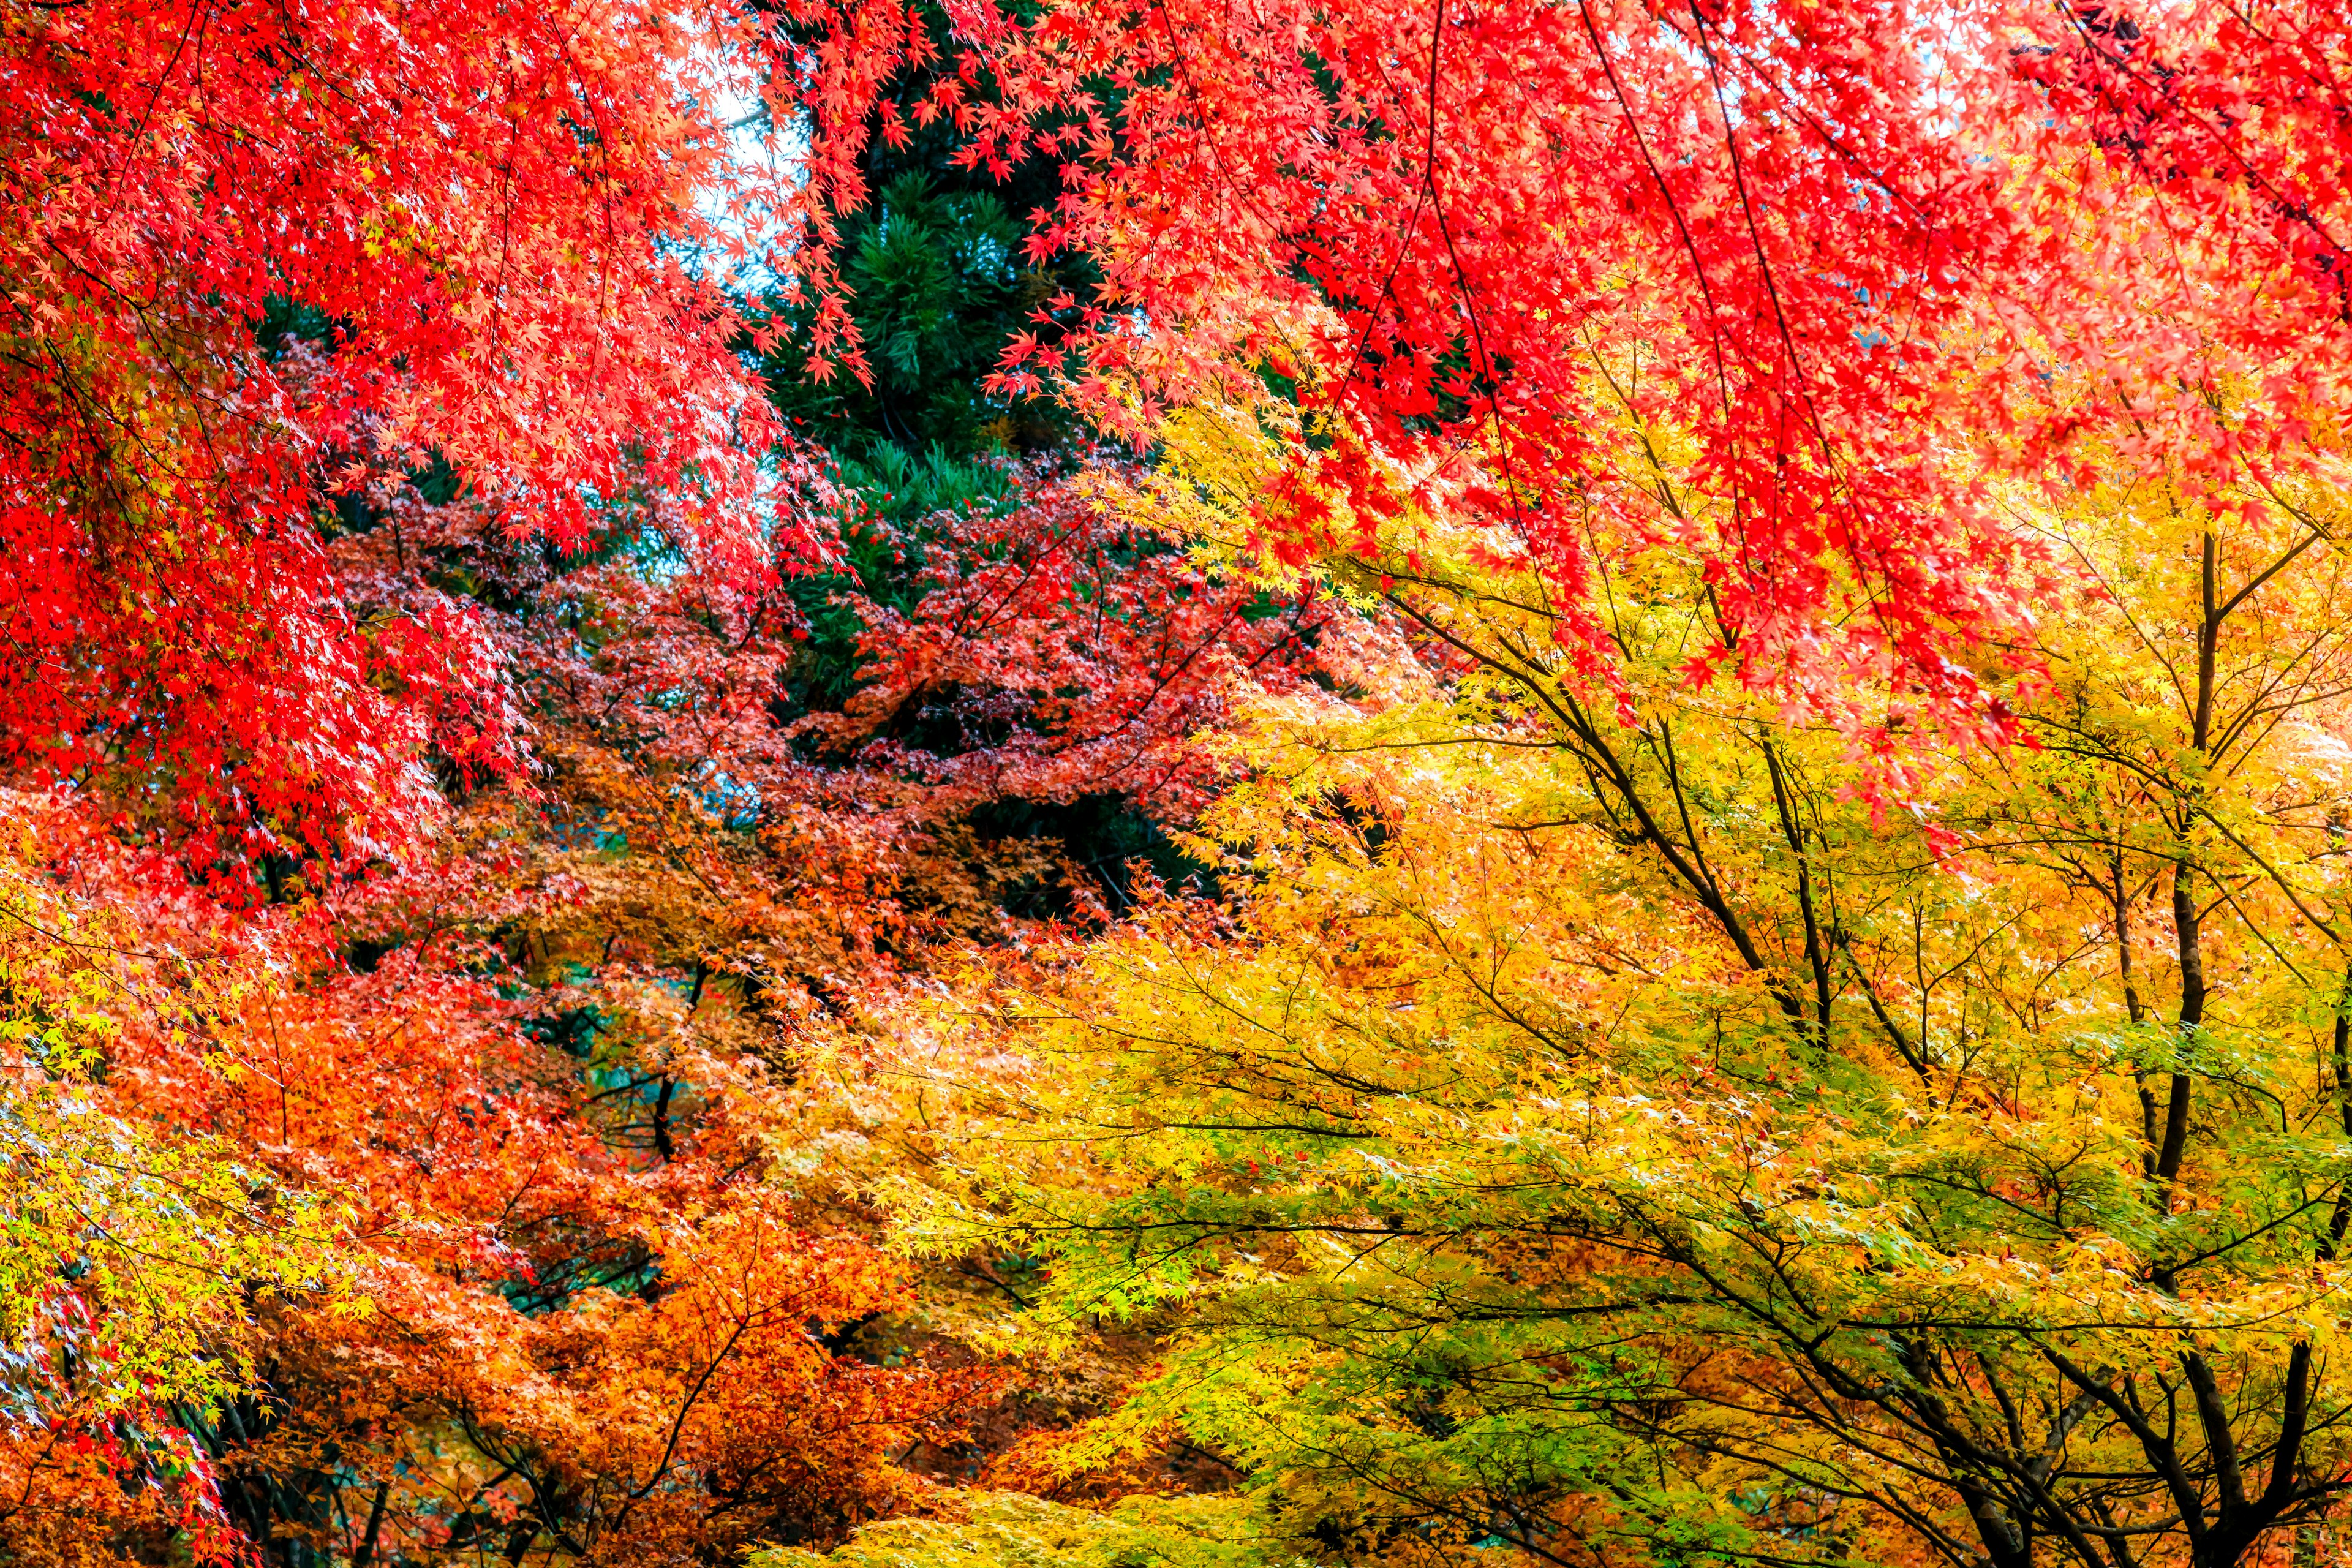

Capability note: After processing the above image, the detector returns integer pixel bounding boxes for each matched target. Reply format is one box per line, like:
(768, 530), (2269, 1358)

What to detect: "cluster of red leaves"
(807, 478), (1330, 828)
(924, 0), (2048, 723)
(0, 0), (873, 866)
(355, 465), (1332, 984)
(856, 0), (2352, 755)
(21, 0), (2352, 860)
(2013, 6), (2352, 483)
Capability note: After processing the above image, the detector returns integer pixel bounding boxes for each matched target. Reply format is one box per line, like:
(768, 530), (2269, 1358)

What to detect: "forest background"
(10, 2), (2352, 1567)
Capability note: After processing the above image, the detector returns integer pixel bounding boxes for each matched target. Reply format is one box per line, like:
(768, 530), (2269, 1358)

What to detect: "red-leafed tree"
(0, 435), (1333, 1561)
(0, 0), (922, 864)
(845, 0), (2352, 761)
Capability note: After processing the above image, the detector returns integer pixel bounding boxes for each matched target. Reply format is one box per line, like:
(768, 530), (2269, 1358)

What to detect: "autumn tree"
(796, 2), (2352, 1547)
(0, 0), (891, 865)
(0, 801), (353, 1564)
(835, 351), (2352, 1567)
(0, 0), (1025, 1558)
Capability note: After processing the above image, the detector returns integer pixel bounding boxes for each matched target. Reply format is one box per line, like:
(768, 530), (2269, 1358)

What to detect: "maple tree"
(847, 361), (2352, 1568)
(0, 780), (990, 1565)
(769, 9), (2352, 1550)
(0, 0), (876, 865)
(0, 804), (353, 1564)
(0, 434), (1332, 1563)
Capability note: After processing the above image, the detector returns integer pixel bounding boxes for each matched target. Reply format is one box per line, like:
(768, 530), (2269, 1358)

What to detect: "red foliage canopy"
(0, 0), (859, 861)
(907, 0), (2352, 744)
(23, 0), (2352, 849)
